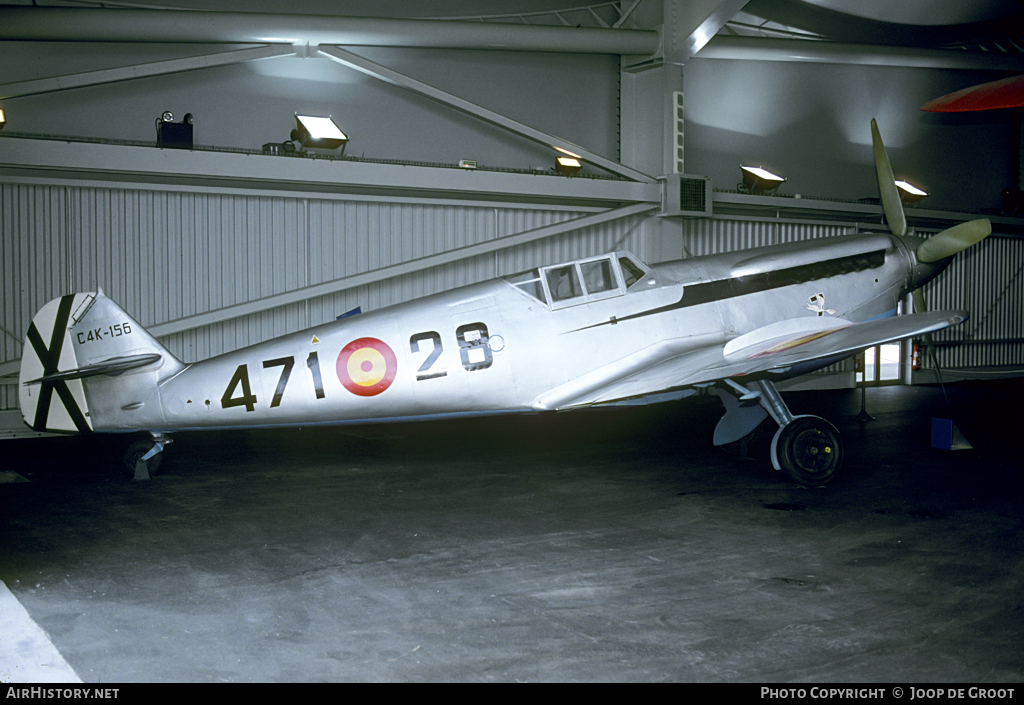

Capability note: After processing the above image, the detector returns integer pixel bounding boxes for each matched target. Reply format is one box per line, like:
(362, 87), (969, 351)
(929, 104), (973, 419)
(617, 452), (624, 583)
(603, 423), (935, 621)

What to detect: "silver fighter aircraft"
(19, 121), (991, 486)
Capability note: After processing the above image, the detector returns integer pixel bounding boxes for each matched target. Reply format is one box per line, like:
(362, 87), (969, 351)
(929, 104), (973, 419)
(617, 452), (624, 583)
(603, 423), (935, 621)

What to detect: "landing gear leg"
(754, 380), (843, 487)
(123, 433), (172, 480)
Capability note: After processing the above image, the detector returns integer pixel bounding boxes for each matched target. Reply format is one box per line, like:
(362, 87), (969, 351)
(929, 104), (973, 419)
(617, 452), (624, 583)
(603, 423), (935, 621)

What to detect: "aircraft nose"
(903, 235), (951, 289)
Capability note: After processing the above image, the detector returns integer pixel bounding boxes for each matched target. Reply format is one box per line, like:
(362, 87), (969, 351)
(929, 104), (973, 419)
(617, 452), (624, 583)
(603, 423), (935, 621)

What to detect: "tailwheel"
(122, 436), (170, 479)
(771, 416), (842, 487)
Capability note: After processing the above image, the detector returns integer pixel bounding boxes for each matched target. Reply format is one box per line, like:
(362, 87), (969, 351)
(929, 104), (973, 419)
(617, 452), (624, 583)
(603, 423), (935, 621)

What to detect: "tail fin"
(19, 290), (183, 433)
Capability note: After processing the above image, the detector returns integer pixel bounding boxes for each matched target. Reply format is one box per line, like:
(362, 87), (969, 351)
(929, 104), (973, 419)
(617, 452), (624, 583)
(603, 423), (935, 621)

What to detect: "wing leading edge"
(540, 311), (967, 409)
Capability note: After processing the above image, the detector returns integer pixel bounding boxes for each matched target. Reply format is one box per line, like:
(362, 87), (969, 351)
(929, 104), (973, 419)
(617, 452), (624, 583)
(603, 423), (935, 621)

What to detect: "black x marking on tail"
(25, 295), (91, 433)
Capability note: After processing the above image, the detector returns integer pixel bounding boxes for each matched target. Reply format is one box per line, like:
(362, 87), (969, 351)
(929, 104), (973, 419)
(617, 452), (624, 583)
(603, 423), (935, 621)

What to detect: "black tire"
(123, 440), (164, 476)
(774, 416), (842, 487)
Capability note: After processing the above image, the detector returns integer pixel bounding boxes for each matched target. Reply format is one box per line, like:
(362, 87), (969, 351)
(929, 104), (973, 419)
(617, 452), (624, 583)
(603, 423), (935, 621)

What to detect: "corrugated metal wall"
(921, 233), (1024, 371)
(1, 181), (650, 410)
(682, 218), (854, 256)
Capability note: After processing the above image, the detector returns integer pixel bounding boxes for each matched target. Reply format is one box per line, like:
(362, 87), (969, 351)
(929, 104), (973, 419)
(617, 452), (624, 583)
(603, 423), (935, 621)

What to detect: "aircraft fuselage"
(74, 231), (921, 433)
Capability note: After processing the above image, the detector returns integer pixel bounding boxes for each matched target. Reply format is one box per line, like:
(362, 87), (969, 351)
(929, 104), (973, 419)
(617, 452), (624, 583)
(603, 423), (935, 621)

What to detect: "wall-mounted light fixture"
(553, 146), (583, 175)
(555, 156), (582, 175)
(739, 165), (786, 194)
(155, 110), (193, 149)
(291, 114), (348, 154)
(0, 108), (6, 131)
(895, 180), (928, 204)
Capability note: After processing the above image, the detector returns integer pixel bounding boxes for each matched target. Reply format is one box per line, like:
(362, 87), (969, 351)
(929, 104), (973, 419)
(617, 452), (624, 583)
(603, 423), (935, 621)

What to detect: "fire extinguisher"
(912, 341), (921, 370)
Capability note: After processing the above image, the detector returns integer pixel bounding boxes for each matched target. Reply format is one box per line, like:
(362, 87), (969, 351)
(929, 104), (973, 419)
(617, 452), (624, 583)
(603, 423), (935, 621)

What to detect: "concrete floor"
(0, 382), (1021, 683)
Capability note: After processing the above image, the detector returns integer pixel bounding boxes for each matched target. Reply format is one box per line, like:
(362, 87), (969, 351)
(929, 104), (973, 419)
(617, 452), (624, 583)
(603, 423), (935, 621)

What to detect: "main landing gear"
(122, 433), (172, 480)
(715, 379), (842, 487)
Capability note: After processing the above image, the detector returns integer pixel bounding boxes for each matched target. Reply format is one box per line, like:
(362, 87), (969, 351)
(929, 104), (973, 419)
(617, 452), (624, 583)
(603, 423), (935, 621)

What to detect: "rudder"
(20, 291), (183, 433)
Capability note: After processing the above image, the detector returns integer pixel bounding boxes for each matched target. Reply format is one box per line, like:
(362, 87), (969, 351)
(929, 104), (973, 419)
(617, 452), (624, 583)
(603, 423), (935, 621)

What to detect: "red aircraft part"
(920, 75), (1024, 112)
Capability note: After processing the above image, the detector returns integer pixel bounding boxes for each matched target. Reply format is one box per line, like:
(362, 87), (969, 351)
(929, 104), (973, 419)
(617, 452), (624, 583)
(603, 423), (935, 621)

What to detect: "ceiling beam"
(698, 36), (1024, 72)
(0, 45), (296, 100)
(0, 6), (660, 56)
(663, 0), (751, 65)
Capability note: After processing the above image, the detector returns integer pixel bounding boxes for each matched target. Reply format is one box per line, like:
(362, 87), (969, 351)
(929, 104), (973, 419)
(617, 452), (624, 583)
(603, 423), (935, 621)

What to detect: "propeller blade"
(916, 219), (992, 263)
(912, 288), (927, 314)
(909, 276), (956, 402)
(871, 119), (907, 238)
(908, 287), (949, 402)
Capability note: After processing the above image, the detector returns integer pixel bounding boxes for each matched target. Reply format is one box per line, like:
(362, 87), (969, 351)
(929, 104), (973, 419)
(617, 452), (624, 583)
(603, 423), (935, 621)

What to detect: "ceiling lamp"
(0, 108), (6, 130)
(555, 156), (582, 175)
(895, 180), (928, 204)
(740, 165), (786, 194)
(292, 114), (348, 153)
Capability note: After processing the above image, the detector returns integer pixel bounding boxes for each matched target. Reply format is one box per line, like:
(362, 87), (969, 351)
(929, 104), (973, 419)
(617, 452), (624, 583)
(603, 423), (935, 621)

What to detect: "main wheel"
(123, 440), (164, 477)
(772, 416), (842, 487)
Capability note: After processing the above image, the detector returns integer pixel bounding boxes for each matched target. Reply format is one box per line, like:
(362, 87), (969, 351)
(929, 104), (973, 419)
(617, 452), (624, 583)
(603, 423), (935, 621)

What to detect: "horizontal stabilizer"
(22, 353), (162, 386)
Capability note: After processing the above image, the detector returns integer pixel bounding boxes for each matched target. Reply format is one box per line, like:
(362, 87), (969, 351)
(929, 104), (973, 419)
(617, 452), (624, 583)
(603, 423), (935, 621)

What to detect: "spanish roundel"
(336, 337), (397, 396)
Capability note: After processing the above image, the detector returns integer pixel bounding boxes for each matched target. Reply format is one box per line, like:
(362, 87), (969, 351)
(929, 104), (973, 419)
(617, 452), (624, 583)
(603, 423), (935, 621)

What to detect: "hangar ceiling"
(2, 0), (1022, 228)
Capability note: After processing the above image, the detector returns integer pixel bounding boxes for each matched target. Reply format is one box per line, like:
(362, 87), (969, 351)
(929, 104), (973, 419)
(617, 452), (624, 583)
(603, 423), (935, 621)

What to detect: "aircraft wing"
(540, 310), (967, 409)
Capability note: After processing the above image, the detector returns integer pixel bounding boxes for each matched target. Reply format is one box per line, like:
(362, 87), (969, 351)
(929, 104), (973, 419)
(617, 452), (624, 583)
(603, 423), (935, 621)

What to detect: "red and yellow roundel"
(336, 337), (397, 396)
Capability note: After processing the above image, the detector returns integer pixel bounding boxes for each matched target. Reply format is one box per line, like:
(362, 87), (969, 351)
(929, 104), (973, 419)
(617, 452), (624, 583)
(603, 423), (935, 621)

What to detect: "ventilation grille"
(661, 174), (712, 217)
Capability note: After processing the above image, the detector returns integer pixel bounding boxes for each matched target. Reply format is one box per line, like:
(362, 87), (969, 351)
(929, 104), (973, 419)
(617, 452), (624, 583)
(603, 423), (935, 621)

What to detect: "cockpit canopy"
(504, 252), (652, 309)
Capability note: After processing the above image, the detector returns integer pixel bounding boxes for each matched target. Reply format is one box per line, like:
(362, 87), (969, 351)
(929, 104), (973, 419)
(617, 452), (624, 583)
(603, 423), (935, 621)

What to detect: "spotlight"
(895, 180), (928, 204)
(740, 165), (786, 194)
(155, 110), (194, 149)
(555, 156), (582, 175)
(291, 114), (348, 153)
(0, 108), (5, 131)
(554, 146), (582, 159)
